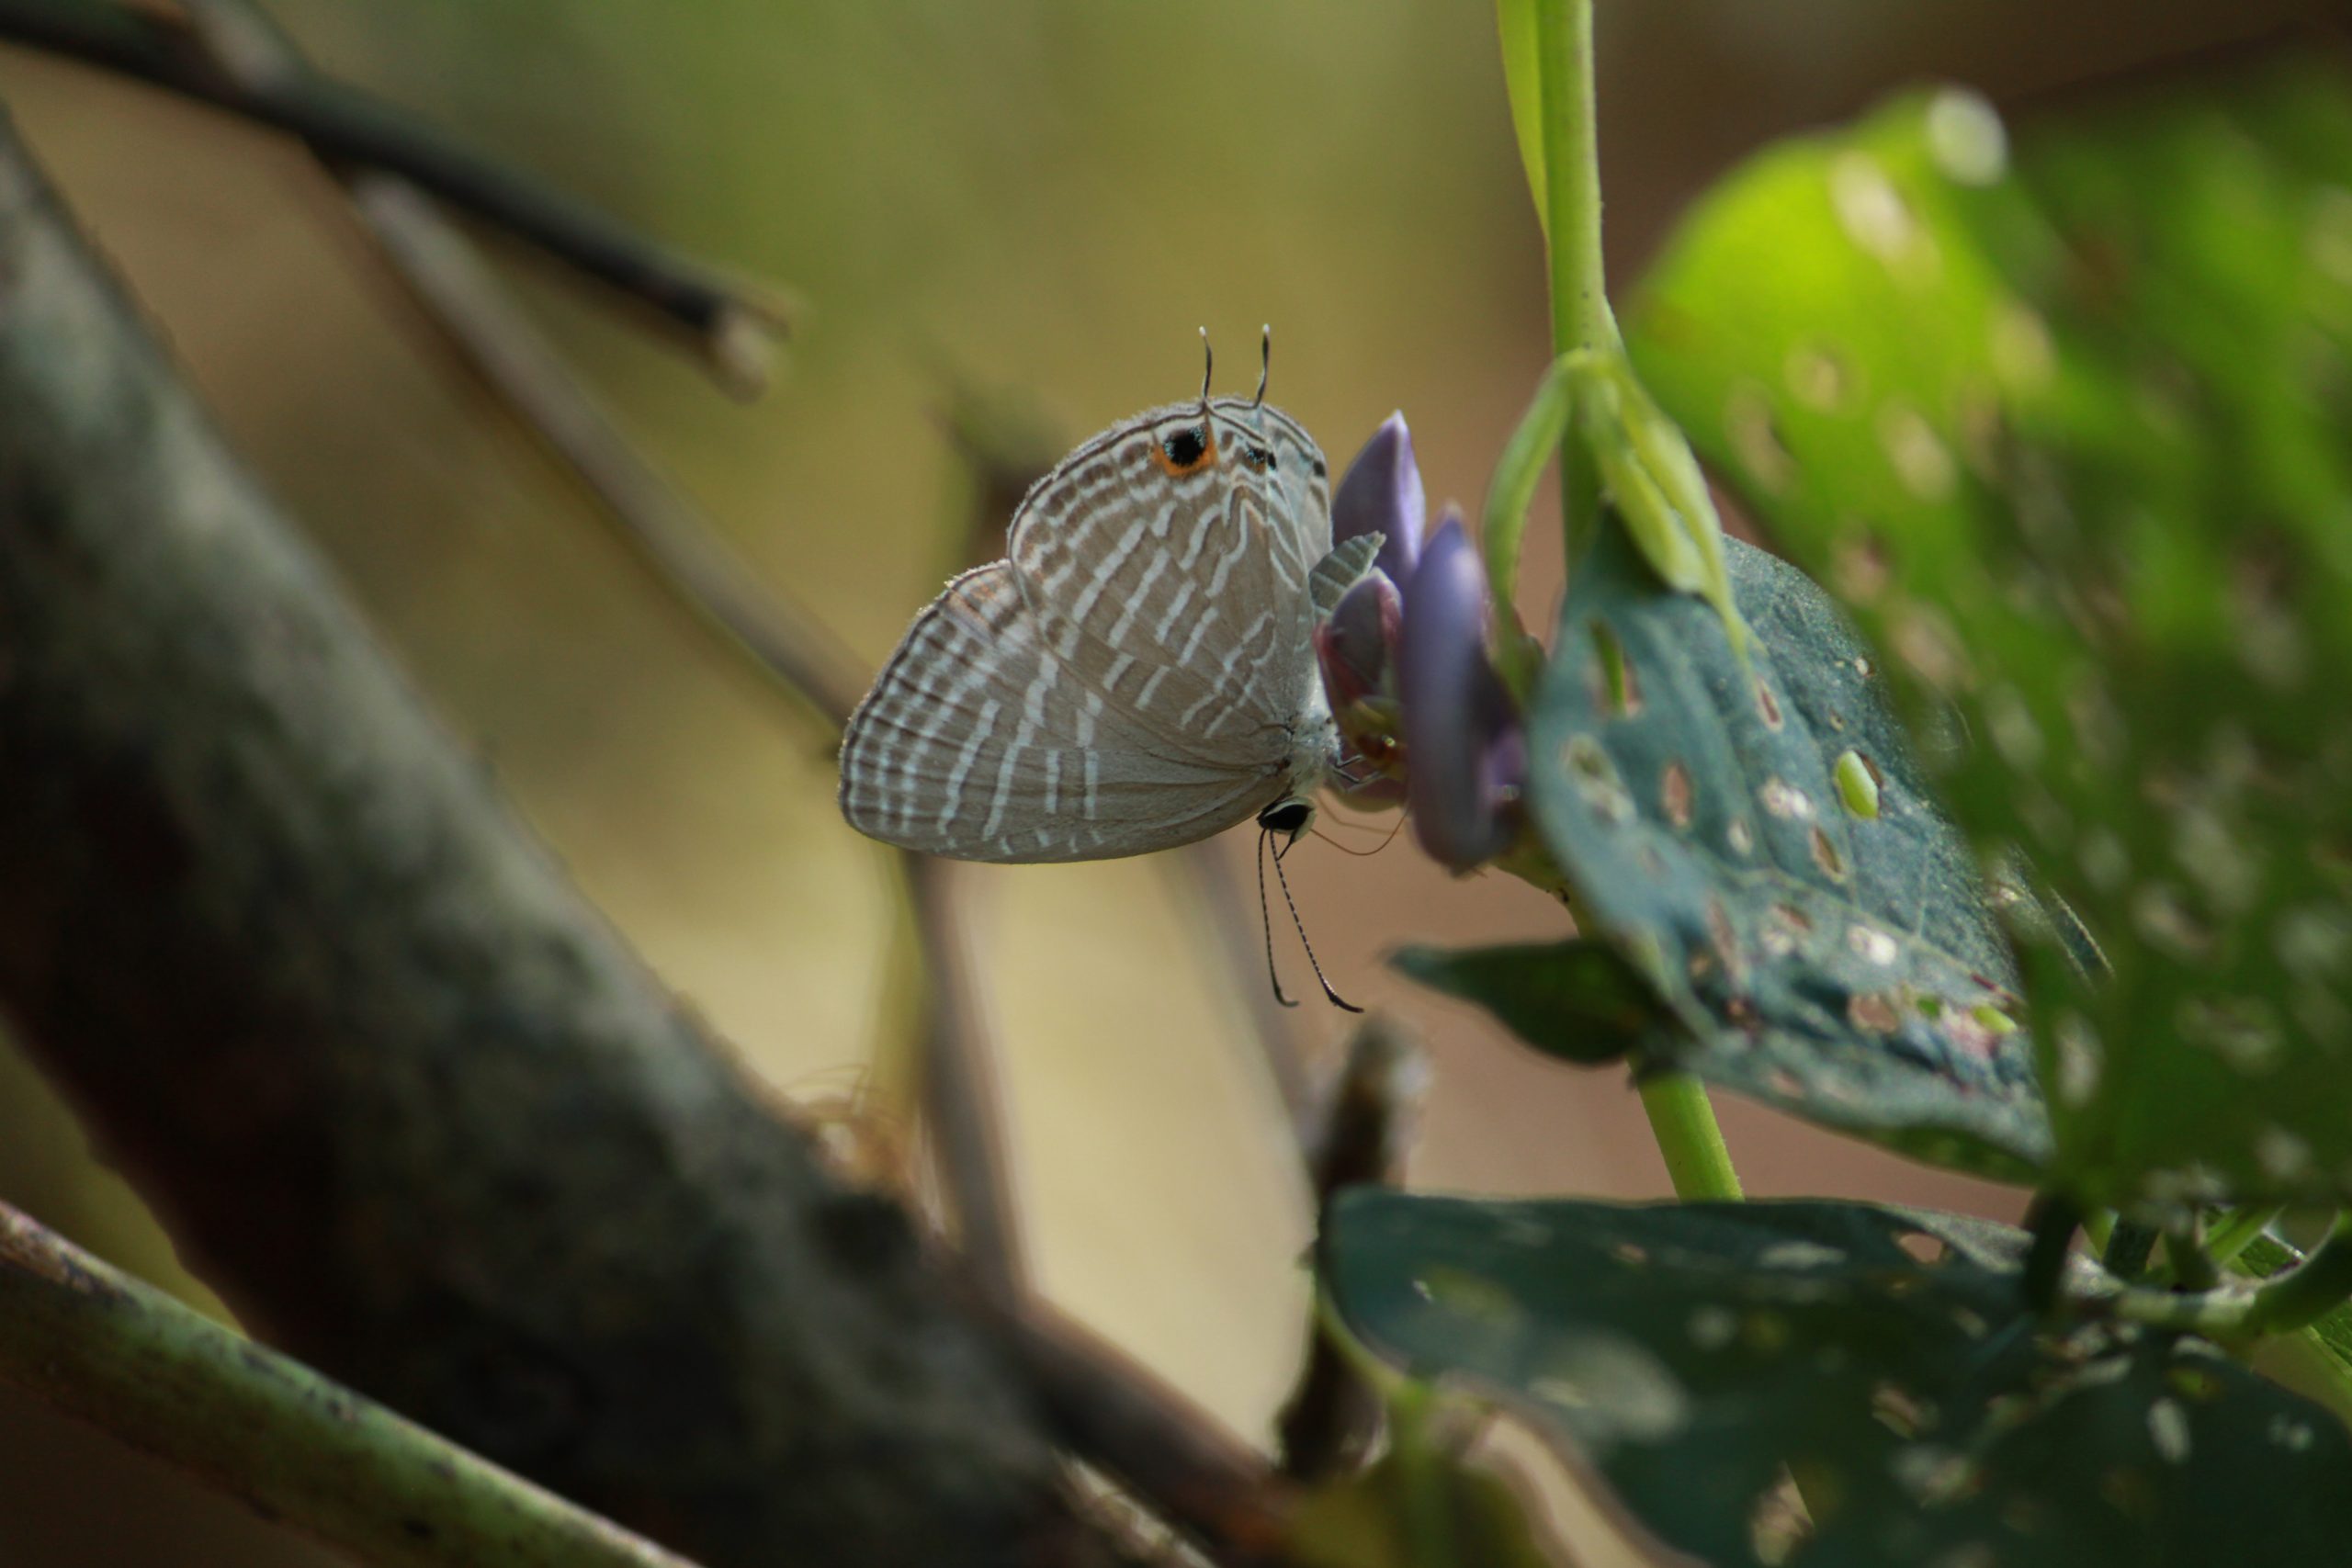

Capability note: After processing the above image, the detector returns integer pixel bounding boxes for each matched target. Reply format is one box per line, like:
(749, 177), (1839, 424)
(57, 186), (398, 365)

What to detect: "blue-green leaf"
(1528, 519), (2048, 1180)
(1327, 1190), (2352, 1568)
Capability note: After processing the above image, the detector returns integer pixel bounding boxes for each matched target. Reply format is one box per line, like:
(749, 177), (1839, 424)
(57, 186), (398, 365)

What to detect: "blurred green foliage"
(1633, 61), (2352, 1210)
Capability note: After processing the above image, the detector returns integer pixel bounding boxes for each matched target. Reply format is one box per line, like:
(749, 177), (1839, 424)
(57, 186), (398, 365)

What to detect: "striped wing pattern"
(840, 399), (1336, 863)
(1010, 401), (1327, 753)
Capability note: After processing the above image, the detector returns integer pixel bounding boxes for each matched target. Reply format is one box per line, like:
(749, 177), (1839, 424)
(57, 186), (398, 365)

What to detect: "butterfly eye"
(1151, 424), (1215, 476)
(1240, 443), (1276, 473)
(1309, 455), (1328, 479)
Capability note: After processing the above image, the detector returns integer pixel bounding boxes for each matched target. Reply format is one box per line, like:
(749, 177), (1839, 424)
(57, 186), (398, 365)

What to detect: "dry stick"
(0, 1204), (705, 1568)
(906, 854), (1026, 1314)
(0, 0), (790, 392)
(990, 1293), (1300, 1568)
(337, 175), (868, 727)
(1275, 1018), (1429, 1482)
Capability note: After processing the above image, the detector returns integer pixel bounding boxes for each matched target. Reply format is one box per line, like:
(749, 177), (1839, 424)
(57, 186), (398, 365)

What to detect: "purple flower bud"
(1331, 412), (1425, 588)
(1398, 512), (1523, 870)
(1317, 569), (1402, 707)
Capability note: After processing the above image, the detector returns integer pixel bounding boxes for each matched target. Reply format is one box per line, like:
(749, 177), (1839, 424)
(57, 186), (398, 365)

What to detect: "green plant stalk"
(1636, 1072), (1745, 1201)
(0, 1202), (698, 1568)
(2100, 1218), (2158, 1282)
(2206, 1203), (2287, 1269)
(2241, 1213), (2352, 1339)
(1532, 0), (1615, 570)
(2101, 1213), (2352, 1342)
(1481, 352), (1583, 692)
(1533, 0), (1740, 1203)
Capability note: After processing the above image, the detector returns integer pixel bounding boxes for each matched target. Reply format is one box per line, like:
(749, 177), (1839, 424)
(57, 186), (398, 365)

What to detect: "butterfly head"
(1138, 397), (1331, 525)
(1257, 794), (1316, 848)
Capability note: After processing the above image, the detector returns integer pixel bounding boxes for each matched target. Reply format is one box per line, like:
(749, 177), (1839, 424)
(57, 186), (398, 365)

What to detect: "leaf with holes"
(1390, 940), (1673, 1066)
(1528, 518), (2048, 1179)
(1628, 62), (2352, 1204)
(1324, 1190), (2352, 1568)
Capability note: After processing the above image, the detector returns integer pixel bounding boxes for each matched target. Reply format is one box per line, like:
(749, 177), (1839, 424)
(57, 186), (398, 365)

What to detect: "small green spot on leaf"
(1836, 750), (1883, 818)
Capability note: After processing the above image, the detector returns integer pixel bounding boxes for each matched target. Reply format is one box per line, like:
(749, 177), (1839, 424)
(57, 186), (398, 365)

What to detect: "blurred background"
(0, 2), (2338, 1561)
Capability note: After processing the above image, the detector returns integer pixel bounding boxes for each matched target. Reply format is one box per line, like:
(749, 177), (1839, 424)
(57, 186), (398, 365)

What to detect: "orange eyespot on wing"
(1148, 423), (1217, 477)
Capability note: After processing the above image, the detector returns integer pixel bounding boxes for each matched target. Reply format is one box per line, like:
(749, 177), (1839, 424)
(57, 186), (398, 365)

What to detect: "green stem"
(1533, 0), (1616, 359)
(2100, 1219), (2158, 1283)
(1522, 1), (1746, 1209)
(1637, 1072), (1744, 1201)
(2241, 1213), (2352, 1339)
(0, 1203), (697, 1568)
(2206, 1203), (2287, 1270)
(2099, 1213), (2352, 1343)
(2165, 1218), (2220, 1293)
(1481, 352), (1585, 693)
(1532, 0), (1615, 568)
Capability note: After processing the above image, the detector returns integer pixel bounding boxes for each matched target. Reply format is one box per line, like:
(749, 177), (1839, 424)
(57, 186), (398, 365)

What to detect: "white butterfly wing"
(839, 563), (1283, 863)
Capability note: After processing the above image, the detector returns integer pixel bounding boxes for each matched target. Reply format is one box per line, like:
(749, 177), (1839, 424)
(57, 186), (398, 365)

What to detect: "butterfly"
(838, 336), (1377, 866)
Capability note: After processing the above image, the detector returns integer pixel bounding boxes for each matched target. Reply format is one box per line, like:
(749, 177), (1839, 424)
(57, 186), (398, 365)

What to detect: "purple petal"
(1398, 513), (1522, 870)
(1331, 412), (1425, 587)
(1317, 569), (1402, 707)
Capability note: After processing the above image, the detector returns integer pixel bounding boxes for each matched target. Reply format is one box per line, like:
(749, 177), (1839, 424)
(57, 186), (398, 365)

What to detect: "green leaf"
(1627, 62), (2352, 1206)
(1326, 1190), (2352, 1568)
(1528, 517), (2049, 1180)
(1493, 0), (1545, 241)
(1392, 939), (1671, 1066)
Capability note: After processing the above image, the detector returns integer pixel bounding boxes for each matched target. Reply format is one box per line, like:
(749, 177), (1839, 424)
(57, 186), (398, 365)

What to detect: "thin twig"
(155, 0), (861, 724)
(0, 1203), (704, 1568)
(989, 1291), (1299, 1568)
(343, 175), (866, 724)
(0, 0), (790, 391)
(906, 853), (1028, 1313)
(1277, 1017), (1428, 1482)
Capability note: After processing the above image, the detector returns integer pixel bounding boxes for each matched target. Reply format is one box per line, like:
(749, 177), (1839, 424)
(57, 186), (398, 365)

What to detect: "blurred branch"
(332, 172), (867, 726)
(1166, 845), (1316, 1139)
(0, 101), (1101, 1567)
(0, 0), (790, 391)
(991, 1293), (1300, 1568)
(0, 1203), (704, 1568)
(1277, 1018), (1429, 1482)
(906, 855), (1028, 1313)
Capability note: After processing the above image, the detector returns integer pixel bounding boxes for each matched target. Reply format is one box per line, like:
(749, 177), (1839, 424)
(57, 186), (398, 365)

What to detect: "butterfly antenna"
(1198, 326), (1214, 413)
(1257, 827), (1300, 1009)
(1253, 323), (1272, 408)
(1272, 832), (1363, 1013)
